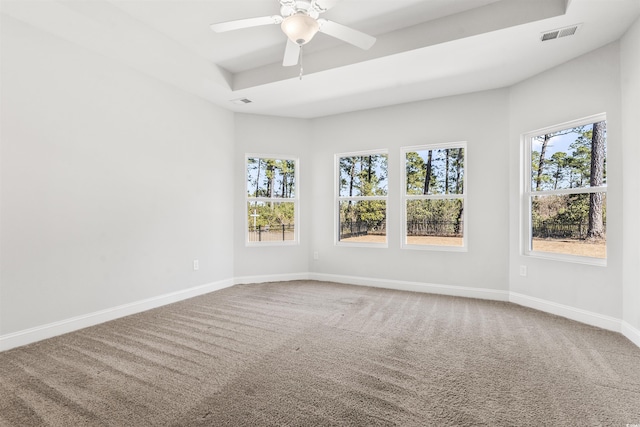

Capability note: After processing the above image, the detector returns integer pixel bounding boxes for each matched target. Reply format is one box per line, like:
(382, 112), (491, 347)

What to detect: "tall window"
(523, 114), (607, 262)
(336, 151), (388, 246)
(401, 143), (466, 250)
(246, 155), (298, 245)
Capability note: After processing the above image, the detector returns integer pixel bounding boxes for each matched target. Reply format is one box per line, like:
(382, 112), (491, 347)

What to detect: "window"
(336, 151), (388, 246)
(523, 114), (607, 263)
(246, 155), (298, 245)
(401, 143), (466, 250)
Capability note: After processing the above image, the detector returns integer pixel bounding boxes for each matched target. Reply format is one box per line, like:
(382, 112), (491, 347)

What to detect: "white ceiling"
(2, 0), (639, 118)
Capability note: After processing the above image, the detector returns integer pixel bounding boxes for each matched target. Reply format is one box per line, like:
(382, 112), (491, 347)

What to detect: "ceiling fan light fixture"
(281, 13), (319, 45)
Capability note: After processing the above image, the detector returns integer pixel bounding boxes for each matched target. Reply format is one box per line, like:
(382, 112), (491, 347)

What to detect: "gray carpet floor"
(1, 280), (639, 426)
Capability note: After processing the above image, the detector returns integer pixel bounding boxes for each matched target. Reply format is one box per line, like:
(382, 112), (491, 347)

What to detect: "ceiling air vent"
(540, 24), (581, 42)
(230, 98), (252, 105)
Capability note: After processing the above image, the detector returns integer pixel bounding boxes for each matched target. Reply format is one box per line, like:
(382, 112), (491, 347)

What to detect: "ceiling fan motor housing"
(280, 0), (321, 19)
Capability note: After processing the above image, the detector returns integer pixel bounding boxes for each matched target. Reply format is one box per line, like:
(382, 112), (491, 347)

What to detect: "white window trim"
(521, 113), (607, 266)
(245, 154), (300, 247)
(401, 142), (468, 252)
(335, 149), (388, 248)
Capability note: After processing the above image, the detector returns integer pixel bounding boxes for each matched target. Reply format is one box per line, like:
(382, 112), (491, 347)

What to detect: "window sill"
(246, 241), (299, 247)
(402, 244), (467, 252)
(525, 250), (607, 267)
(336, 241), (388, 249)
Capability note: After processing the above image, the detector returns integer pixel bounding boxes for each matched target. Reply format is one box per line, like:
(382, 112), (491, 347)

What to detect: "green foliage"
(405, 152), (425, 194)
(339, 200), (386, 229)
(247, 202), (294, 229)
(553, 194), (590, 223)
(532, 193), (607, 224)
(567, 136), (592, 188)
(406, 199), (462, 222)
(406, 199), (464, 236)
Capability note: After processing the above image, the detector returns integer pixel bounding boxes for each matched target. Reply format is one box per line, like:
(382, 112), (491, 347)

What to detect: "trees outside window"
(401, 143), (466, 250)
(523, 114), (607, 262)
(336, 151), (388, 245)
(246, 155), (298, 245)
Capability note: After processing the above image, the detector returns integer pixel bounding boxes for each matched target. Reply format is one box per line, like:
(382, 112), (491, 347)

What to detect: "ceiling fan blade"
(317, 19), (376, 50)
(210, 15), (282, 33)
(283, 39), (300, 66)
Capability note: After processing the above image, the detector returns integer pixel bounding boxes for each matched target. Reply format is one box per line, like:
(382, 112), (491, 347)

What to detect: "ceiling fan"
(210, 0), (376, 67)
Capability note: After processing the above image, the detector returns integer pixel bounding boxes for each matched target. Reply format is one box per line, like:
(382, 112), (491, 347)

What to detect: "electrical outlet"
(193, 260), (199, 271)
(519, 265), (527, 277)
(313, 251), (319, 260)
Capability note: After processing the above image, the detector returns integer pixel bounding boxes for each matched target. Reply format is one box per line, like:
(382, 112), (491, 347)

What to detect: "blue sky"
(532, 129), (582, 157)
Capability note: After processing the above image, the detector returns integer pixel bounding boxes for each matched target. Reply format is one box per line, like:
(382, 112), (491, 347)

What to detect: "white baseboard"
(312, 273), (639, 349)
(0, 278), (235, 352)
(234, 272), (310, 285)
(509, 292), (622, 332)
(309, 273), (510, 301)
(622, 321), (640, 348)
(3, 274), (638, 352)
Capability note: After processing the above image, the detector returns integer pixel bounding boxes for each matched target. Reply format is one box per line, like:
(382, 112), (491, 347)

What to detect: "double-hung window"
(336, 150), (388, 246)
(401, 143), (467, 250)
(523, 114), (607, 263)
(246, 155), (298, 245)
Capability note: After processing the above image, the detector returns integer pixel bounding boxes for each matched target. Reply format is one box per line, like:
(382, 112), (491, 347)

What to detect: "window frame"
(335, 149), (389, 248)
(401, 142), (468, 252)
(245, 154), (299, 247)
(521, 113), (607, 266)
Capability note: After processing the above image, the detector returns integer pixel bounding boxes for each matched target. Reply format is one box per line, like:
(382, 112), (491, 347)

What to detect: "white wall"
(0, 17), (235, 336)
(508, 43), (623, 320)
(621, 17), (640, 333)
(1, 13), (637, 348)
(233, 114), (311, 281)
(308, 90), (510, 296)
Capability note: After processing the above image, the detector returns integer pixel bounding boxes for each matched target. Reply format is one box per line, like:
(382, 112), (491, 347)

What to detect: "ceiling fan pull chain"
(299, 45), (304, 80)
